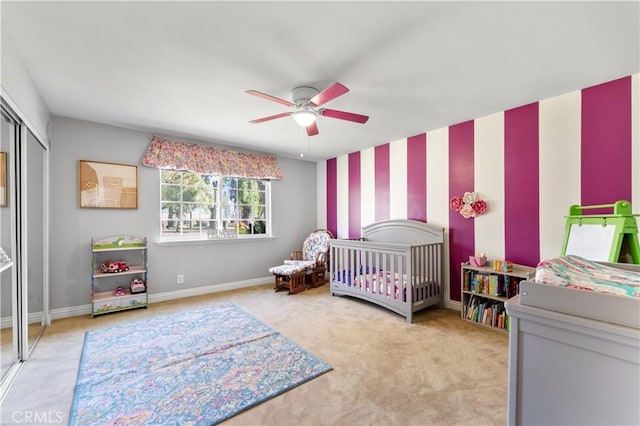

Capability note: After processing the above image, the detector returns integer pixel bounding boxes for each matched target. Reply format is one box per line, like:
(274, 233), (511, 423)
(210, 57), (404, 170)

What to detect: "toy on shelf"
(113, 287), (126, 296)
(100, 260), (130, 273)
(130, 278), (146, 294)
(493, 260), (513, 272)
(469, 253), (487, 267)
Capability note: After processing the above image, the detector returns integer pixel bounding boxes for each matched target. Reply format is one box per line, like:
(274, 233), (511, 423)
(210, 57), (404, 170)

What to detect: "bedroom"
(1, 1), (639, 425)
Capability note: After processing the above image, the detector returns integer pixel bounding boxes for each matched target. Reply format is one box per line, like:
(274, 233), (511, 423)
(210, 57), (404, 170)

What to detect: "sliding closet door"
(0, 100), (49, 394)
(25, 129), (46, 350)
(0, 107), (18, 384)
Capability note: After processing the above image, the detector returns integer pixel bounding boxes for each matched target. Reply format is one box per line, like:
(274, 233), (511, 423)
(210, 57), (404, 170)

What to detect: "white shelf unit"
(91, 236), (148, 317)
(461, 261), (535, 333)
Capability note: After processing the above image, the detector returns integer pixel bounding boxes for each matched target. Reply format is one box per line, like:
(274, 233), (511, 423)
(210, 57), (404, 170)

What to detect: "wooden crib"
(329, 219), (444, 323)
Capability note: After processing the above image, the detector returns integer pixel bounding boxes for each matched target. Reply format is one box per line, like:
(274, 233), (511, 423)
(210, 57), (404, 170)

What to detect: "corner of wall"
(316, 160), (327, 229)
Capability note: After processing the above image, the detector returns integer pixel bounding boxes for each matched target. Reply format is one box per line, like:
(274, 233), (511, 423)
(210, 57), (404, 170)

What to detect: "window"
(160, 170), (270, 240)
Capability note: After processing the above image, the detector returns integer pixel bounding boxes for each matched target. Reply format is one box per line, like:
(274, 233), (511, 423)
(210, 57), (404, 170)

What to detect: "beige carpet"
(0, 283), (508, 425)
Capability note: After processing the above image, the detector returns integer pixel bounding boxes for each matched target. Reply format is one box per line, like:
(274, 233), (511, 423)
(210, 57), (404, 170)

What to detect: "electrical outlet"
(177, 274), (184, 284)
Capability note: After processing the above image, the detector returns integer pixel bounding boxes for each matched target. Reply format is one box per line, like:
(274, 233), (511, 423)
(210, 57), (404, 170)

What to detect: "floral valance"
(141, 135), (283, 179)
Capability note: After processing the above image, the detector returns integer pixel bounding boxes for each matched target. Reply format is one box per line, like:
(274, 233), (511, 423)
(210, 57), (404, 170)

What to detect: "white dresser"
(505, 295), (640, 425)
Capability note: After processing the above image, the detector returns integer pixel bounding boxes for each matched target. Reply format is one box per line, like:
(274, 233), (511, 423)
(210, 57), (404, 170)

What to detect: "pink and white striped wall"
(318, 75), (640, 305)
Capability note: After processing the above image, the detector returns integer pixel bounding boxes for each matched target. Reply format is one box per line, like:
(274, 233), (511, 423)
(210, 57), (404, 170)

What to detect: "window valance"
(142, 135), (283, 179)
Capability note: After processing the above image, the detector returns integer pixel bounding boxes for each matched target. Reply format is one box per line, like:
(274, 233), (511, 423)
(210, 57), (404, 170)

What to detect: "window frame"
(159, 169), (272, 242)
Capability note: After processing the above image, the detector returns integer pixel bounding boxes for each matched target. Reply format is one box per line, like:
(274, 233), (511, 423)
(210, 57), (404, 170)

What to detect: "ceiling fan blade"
(320, 108), (369, 124)
(245, 90), (295, 107)
(310, 82), (349, 106)
(249, 112), (292, 124)
(306, 121), (319, 136)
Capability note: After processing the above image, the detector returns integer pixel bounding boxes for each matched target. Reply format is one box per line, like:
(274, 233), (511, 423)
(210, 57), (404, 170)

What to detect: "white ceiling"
(2, 1), (638, 161)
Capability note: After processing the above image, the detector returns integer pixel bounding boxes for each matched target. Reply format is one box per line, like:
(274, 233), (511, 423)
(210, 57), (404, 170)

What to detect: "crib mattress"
(518, 255), (640, 329)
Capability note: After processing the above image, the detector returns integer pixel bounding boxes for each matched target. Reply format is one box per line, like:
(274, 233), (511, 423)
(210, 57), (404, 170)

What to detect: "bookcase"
(91, 236), (148, 317)
(461, 261), (535, 332)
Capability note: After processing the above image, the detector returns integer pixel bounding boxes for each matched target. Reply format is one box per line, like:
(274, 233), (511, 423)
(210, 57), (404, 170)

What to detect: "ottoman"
(268, 264), (307, 294)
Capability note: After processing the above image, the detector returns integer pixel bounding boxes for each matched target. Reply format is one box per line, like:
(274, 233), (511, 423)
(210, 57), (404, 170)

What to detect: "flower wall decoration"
(450, 192), (488, 219)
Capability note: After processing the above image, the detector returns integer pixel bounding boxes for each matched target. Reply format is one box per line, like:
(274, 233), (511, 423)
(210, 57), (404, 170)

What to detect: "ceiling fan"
(246, 82), (369, 136)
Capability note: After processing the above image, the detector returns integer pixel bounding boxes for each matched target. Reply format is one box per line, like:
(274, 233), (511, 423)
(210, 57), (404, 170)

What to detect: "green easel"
(561, 200), (640, 264)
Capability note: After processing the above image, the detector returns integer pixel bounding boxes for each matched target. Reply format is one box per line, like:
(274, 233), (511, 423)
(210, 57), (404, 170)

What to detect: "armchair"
(269, 229), (335, 294)
(284, 229), (335, 286)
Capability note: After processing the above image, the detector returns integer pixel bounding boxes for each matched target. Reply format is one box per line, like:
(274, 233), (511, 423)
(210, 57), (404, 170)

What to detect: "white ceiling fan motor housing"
(292, 86), (319, 110)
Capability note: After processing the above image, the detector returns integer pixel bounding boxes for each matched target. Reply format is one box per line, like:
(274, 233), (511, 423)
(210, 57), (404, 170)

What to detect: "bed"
(505, 255), (640, 425)
(329, 219), (444, 323)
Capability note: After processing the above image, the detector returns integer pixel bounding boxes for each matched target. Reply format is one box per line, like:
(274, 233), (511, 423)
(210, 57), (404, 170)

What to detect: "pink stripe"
(581, 76), (632, 208)
(326, 158), (337, 237)
(348, 152), (361, 239)
(407, 133), (427, 222)
(504, 103), (540, 267)
(375, 144), (390, 221)
(448, 121), (475, 302)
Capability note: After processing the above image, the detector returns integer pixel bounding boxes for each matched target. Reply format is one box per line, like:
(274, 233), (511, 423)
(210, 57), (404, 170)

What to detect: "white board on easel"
(564, 223), (617, 261)
(561, 201), (640, 264)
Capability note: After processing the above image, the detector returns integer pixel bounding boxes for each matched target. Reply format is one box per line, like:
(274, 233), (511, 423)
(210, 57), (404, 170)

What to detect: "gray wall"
(50, 117), (318, 311)
(1, 29), (50, 142)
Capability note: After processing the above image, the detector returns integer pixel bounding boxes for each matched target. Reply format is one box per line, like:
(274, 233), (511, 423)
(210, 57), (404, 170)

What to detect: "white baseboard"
(444, 299), (461, 311)
(48, 304), (93, 321)
(0, 311), (45, 329)
(4, 276), (462, 325)
(47, 276), (273, 321)
(148, 276), (270, 304)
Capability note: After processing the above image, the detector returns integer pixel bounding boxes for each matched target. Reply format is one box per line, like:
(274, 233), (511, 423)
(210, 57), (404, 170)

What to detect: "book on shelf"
(492, 304), (505, 328)
(488, 275), (499, 296)
(498, 275), (506, 297)
(466, 296), (478, 321)
(482, 275), (490, 294)
(463, 293), (510, 330)
(506, 276), (523, 299)
(465, 270), (511, 298)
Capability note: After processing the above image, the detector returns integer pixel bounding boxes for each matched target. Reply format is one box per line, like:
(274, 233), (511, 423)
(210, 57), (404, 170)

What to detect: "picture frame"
(0, 152), (6, 207)
(79, 160), (138, 209)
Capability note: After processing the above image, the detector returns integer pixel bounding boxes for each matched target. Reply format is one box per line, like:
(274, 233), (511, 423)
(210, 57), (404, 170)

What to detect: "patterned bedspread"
(535, 255), (640, 298)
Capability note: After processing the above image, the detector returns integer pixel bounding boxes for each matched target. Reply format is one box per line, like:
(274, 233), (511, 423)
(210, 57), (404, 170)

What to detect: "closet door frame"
(19, 123), (50, 351)
(9, 99), (51, 354)
(0, 96), (50, 399)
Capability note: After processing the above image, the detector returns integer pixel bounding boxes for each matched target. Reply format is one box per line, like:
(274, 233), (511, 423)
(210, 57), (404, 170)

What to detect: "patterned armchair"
(269, 229), (334, 294)
(284, 229), (335, 285)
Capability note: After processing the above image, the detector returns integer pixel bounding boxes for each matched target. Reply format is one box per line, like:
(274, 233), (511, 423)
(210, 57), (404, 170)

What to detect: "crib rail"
(330, 240), (411, 296)
(329, 238), (443, 322)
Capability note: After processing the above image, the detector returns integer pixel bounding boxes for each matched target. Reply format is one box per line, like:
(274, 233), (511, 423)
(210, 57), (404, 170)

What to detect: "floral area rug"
(70, 303), (332, 425)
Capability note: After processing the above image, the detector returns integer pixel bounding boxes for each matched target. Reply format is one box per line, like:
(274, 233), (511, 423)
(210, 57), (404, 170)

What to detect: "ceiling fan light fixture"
(293, 109), (317, 127)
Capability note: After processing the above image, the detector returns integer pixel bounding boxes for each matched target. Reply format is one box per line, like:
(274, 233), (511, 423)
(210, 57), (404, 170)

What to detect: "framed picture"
(79, 160), (138, 209)
(0, 152), (6, 207)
